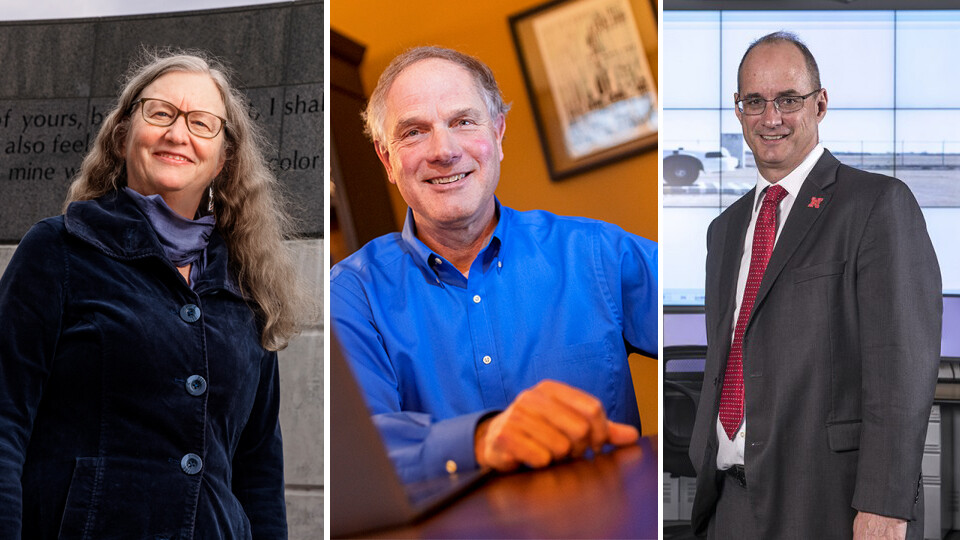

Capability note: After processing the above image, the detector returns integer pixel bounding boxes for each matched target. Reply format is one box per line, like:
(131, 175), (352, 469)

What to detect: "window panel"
(662, 11), (721, 109)
(662, 8), (957, 298)
(896, 110), (960, 207)
(897, 11), (960, 108)
(662, 207), (720, 306)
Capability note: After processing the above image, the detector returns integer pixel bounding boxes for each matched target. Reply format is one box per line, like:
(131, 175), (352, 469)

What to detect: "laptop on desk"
(330, 331), (490, 538)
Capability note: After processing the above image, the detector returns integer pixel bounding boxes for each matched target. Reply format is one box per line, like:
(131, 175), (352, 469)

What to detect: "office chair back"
(663, 345), (707, 478)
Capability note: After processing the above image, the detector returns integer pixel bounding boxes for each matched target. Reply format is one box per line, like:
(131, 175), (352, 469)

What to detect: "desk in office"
(357, 435), (658, 539)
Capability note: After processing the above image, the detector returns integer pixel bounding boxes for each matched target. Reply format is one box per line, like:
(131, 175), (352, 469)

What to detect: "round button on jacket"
(179, 304), (201, 323)
(185, 375), (207, 396)
(181, 453), (203, 475)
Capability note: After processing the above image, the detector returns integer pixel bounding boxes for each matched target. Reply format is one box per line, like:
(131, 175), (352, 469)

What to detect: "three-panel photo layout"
(0, 0), (957, 538)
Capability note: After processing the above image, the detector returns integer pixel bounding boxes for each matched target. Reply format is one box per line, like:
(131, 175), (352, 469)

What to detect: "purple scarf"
(124, 187), (215, 286)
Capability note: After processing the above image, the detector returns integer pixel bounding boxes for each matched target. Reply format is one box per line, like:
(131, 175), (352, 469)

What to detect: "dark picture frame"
(510, 0), (658, 181)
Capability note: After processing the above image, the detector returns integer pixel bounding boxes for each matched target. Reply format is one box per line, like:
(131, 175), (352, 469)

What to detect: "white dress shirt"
(716, 143), (825, 470)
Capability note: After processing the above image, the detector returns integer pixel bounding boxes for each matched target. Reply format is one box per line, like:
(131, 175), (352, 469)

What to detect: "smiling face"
(735, 41), (827, 182)
(375, 58), (505, 237)
(124, 71), (227, 218)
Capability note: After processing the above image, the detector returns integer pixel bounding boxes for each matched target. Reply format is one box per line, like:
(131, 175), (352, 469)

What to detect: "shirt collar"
(752, 143), (823, 211)
(400, 199), (506, 288)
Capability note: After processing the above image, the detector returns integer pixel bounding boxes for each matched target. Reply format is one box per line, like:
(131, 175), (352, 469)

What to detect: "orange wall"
(332, 0), (659, 435)
(331, 0), (658, 241)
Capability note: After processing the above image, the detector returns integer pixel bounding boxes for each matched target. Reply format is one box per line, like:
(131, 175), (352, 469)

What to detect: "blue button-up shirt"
(331, 202), (658, 482)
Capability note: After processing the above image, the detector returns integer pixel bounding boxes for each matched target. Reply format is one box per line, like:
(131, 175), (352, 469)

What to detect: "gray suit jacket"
(689, 150), (942, 539)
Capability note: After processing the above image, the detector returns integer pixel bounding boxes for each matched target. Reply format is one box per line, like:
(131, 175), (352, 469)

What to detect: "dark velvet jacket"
(0, 190), (287, 539)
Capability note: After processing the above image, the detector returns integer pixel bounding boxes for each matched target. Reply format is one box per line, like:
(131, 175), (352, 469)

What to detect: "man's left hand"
(473, 380), (638, 472)
(853, 511), (907, 540)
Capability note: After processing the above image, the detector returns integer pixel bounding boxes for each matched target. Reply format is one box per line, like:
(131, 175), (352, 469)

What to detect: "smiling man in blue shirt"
(331, 46), (658, 483)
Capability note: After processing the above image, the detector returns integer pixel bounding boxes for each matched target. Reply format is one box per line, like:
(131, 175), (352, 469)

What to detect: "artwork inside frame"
(509, 0), (658, 181)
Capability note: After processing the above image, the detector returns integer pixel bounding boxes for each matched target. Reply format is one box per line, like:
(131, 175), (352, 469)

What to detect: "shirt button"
(179, 304), (201, 323)
(497, 261), (502, 268)
(740, 432), (746, 438)
(185, 375), (207, 396)
(482, 355), (492, 365)
(446, 460), (458, 474)
(434, 257), (442, 266)
(180, 453), (203, 475)
(473, 295), (481, 304)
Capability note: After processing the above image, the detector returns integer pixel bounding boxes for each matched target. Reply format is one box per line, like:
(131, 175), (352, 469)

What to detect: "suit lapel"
(714, 190), (754, 365)
(750, 150), (841, 321)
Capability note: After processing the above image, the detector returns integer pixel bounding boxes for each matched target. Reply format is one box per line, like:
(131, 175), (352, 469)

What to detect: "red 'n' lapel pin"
(808, 197), (823, 209)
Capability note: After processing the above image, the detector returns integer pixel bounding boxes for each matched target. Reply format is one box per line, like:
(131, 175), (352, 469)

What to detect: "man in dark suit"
(689, 31), (942, 539)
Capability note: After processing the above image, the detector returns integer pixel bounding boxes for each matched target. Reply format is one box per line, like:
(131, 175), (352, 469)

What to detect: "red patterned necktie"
(719, 184), (787, 440)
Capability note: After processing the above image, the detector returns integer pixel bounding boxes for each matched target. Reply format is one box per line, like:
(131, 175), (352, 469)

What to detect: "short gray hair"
(362, 46), (511, 144)
(737, 31), (821, 94)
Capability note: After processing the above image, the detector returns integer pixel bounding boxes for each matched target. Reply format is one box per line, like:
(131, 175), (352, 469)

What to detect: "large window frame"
(662, 3), (960, 305)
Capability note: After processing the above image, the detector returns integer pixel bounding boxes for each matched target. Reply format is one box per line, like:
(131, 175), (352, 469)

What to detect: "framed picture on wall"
(510, 0), (658, 181)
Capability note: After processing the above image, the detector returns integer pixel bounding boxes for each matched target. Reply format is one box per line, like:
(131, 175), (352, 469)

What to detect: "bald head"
(737, 31), (820, 95)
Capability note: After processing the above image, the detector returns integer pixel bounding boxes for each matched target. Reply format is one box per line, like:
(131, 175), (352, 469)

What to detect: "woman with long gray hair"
(0, 49), (313, 538)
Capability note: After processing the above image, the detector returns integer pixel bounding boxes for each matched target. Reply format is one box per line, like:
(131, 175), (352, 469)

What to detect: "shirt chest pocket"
(533, 339), (617, 407)
(792, 260), (846, 284)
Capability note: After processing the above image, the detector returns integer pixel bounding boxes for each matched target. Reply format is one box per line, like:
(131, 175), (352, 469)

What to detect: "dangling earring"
(207, 185), (214, 213)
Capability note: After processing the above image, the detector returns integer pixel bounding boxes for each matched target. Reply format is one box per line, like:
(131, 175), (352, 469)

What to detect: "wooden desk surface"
(359, 435), (658, 539)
